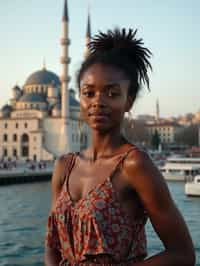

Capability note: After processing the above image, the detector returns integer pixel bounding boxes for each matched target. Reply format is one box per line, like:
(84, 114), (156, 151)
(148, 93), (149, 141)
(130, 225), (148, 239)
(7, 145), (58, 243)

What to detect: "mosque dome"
(25, 69), (61, 86)
(19, 93), (46, 102)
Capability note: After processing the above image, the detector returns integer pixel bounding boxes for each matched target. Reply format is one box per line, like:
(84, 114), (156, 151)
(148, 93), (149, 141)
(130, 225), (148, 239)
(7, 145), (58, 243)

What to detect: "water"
(0, 181), (199, 265)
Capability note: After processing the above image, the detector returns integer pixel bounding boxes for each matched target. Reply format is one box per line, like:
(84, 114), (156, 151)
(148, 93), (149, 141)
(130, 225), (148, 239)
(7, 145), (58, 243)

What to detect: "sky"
(0, 0), (200, 118)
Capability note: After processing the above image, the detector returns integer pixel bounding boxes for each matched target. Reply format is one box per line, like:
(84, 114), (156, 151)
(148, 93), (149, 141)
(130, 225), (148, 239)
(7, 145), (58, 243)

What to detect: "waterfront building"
(147, 122), (183, 145)
(0, 0), (91, 161)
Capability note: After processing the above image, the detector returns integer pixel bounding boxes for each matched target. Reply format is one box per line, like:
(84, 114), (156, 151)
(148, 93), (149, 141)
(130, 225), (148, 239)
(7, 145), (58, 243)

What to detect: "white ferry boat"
(160, 157), (200, 181)
(185, 175), (200, 196)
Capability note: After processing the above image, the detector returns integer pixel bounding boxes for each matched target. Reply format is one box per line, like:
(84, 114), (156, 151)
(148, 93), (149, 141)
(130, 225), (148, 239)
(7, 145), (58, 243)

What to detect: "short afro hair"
(77, 28), (152, 100)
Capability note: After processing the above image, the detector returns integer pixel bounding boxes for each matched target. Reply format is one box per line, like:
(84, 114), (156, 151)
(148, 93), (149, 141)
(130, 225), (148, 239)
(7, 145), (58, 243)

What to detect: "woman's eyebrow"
(80, 83), (94, 88)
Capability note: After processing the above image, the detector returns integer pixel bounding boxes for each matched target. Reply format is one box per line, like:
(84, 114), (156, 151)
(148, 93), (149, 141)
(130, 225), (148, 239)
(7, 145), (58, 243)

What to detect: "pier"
(0, 161), (53, 185)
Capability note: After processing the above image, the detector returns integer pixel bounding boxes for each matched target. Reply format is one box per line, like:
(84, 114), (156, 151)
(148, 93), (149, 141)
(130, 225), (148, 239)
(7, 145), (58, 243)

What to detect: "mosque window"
(3, 134), (8, 142)
(21, 133), (29, 142)
(13, 149), (17, 157)
(21, 133), (29, 157)
(24, 123), (28, 128)
(3, 148), (7, 157)
(22, 146), (29, 157)
(16, 123), (19, 129)
(13, 134), (17, 142)
(4, 123), (8, 129)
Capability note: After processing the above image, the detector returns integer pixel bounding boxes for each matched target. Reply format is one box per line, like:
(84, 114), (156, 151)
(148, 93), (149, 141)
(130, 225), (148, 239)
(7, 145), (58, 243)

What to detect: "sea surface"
(0, 181), (199, 266)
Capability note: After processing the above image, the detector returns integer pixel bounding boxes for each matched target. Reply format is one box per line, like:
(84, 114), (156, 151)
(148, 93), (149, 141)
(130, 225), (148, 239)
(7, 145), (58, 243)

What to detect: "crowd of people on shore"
(0, 158), (50, 171)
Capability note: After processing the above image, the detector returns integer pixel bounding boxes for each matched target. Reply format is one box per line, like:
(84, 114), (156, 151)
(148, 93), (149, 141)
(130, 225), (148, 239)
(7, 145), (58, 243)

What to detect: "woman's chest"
(65, 158), (143, 219)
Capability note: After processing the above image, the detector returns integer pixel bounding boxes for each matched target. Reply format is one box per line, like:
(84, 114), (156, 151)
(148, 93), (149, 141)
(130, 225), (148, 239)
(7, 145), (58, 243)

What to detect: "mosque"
(0, 0), (91, 161)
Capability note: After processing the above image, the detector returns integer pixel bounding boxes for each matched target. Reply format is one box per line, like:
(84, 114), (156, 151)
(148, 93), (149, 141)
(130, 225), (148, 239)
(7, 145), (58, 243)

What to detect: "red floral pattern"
(45, 150), (148, 265)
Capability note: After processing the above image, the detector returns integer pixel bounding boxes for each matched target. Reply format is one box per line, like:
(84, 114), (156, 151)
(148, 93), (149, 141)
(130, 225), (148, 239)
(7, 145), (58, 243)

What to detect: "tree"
(151, 130), (160, 150)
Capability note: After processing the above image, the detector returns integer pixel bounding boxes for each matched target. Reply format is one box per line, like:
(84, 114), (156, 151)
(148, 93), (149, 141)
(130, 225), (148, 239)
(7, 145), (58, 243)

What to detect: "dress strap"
(62, 153), (76, 192)
(109, 146), (136, 181)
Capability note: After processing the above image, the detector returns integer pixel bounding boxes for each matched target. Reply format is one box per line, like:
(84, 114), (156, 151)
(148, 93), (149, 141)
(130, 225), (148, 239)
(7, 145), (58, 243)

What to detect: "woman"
(44, 28), (195, 265)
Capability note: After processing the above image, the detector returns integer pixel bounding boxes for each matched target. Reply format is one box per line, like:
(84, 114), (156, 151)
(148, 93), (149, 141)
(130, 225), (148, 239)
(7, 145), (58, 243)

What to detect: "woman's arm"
(124, 150), (195, 266)
(44, 247), (62, 266)
(44, 155), (72, 266)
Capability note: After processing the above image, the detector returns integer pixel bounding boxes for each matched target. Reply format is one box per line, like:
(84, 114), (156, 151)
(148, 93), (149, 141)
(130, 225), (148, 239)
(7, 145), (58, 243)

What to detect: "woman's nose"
(92, 93), (106, 107)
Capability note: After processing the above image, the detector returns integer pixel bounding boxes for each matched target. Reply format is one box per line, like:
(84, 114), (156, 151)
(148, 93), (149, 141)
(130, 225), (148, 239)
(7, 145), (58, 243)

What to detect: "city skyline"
(0, 0), (200, 117)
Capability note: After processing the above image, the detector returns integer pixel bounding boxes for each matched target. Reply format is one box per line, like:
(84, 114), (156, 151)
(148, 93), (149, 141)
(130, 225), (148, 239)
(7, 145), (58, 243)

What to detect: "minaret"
(84, 5), (91, 58)
(60, 0), (71, 154)
(156, 98), (160, 122)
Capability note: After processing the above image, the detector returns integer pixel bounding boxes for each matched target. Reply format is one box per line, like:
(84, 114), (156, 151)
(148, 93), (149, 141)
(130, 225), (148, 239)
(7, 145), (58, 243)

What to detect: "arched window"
(21, 133), (29, 157)
(24, 122), (28, 128)
(3, 134), (8, 142)
(16, 123), (19, 129)
(4, 123), (8, 129)
(21, 133), (29, 142)
(13, 134), (17, 142)
(13, 149), (17, 157)
(3, 148), (7, 157)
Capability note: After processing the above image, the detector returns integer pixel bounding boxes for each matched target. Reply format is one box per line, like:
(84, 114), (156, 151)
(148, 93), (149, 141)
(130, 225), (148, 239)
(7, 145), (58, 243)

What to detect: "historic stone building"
(0, 0), (91, 161)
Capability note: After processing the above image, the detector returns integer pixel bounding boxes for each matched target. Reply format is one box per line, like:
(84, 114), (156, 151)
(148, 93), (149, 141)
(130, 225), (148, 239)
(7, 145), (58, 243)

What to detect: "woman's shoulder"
(52, 152), (75, 187)
(123, 145), (158, 183)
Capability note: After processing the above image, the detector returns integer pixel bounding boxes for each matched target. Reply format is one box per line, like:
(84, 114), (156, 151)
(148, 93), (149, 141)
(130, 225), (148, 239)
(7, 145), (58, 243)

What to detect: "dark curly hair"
(77, 28), (152, 100)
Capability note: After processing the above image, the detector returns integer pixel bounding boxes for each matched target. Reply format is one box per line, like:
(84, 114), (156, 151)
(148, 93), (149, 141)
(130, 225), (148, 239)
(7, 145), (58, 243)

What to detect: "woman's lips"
(89, 112), (109, 120)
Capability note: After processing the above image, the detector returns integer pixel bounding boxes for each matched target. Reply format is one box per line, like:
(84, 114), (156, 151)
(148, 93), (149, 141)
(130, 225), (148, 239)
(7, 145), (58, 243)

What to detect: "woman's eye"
(82, 91), (94, 97)
(107, 90), (120, 97)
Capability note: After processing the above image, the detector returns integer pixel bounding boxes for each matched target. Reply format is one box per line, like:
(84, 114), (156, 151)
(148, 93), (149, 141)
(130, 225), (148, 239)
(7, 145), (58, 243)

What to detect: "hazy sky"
(0, 0), (199, 118)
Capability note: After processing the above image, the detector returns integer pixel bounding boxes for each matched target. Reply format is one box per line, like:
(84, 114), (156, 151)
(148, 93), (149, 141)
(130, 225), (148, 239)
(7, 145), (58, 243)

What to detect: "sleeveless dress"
(45, 148), (148, 265)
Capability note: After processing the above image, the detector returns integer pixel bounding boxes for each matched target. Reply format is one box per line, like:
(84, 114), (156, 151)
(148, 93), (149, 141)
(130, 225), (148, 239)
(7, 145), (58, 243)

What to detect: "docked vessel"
(185, 175), (200, 196)
(160, 157), (200, 181)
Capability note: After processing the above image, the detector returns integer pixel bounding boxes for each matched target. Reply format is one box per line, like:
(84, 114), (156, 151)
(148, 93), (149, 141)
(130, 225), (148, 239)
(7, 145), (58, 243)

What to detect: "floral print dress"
(45, 148), (148, 265)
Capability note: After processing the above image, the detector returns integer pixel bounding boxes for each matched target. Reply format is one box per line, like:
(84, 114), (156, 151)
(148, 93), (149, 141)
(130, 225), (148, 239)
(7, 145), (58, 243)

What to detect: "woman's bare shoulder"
(123, 147), (166, 191)
(51, 153), (74, 208)
(53, 153), (74, 184)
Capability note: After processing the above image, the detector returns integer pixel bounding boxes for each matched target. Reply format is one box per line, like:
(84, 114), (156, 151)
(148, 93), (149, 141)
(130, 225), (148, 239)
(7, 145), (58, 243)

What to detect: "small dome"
(0, 104), (12, 118)
(69, 95), (79, 107)
(12, 85), (21, 91)
(25, 69), (61, 86)
(1, 104), (12, 111)
(19, 93), (46, 102)
(12, 85), (22, 100)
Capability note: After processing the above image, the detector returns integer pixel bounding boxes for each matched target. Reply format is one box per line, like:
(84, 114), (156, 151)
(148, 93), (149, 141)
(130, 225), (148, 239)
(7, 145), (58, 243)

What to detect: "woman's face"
(79, 63), (132, 133)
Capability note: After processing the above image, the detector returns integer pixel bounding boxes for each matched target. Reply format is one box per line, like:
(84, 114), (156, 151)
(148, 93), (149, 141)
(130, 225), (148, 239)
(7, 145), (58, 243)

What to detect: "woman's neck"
(89, 130), (127, 162)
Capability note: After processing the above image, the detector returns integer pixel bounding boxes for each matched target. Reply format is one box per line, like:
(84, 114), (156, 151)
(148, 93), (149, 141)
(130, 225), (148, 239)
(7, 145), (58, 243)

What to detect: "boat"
(160, 157), (200, 181)
(185, 175), (200, 196)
